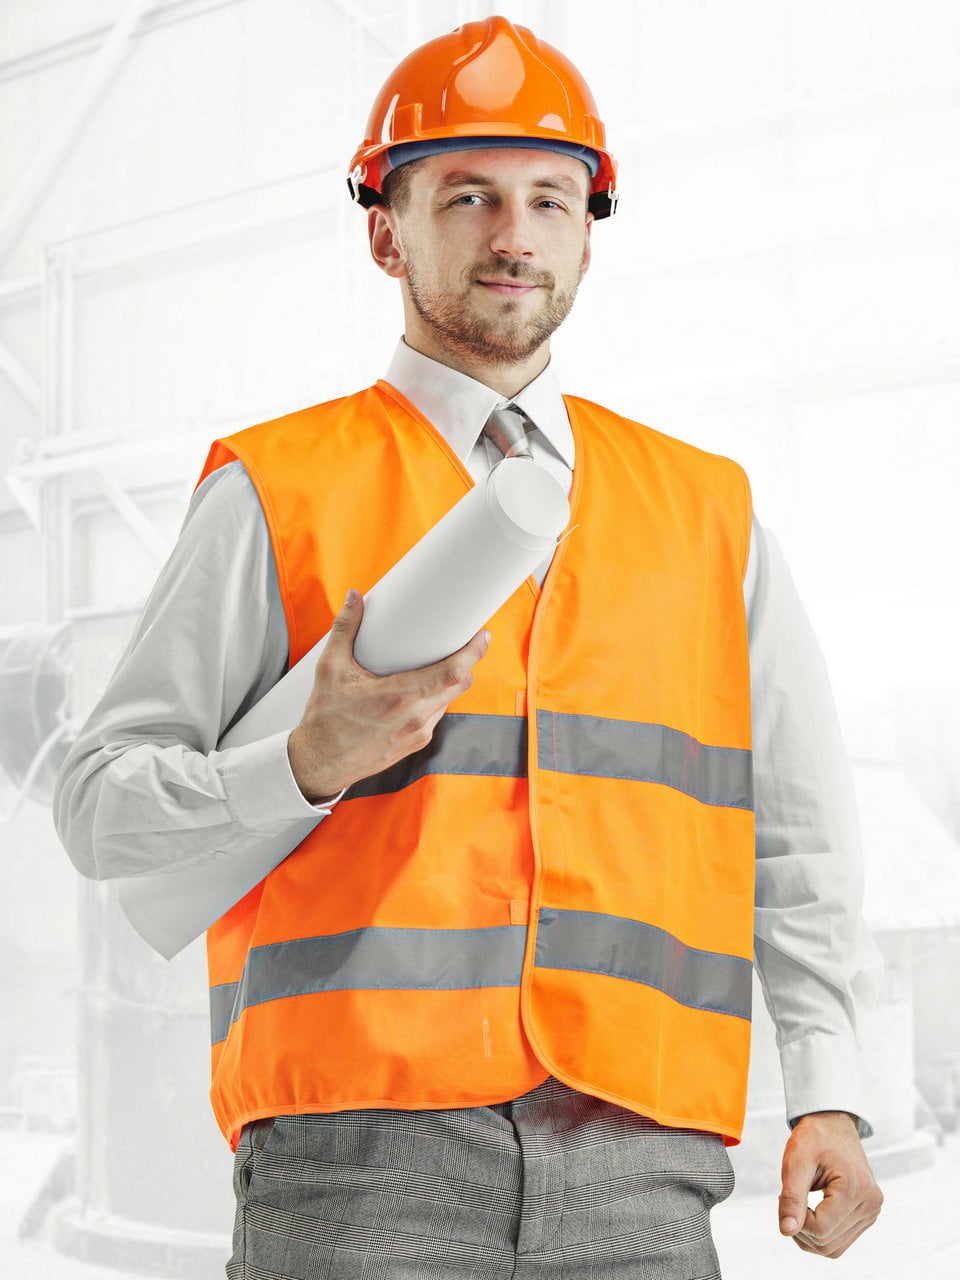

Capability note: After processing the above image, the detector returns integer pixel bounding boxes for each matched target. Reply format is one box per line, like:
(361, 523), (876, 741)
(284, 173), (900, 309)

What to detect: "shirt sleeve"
(746, 517), (883, 1134)
(53, 461), (326, 881)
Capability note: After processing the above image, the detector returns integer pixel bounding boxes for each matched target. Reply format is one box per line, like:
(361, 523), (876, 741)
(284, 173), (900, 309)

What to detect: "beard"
(404, 255), (582, 366)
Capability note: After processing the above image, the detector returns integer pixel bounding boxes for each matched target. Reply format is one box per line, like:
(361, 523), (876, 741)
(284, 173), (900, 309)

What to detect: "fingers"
(289, 607), (491, 802)
(373, 627), (491, 714)
(424, 628), (491, 696)
(797, 1168), (883, 1256)
(790, 1187), (883, 1258)
(778, 1158), (815, 1240)
(325, 592), (489, 697)
(779, 1113), (883, 1259)
(323, 588), (364, 658)
(453, 627), (493, 665)
(792, 1212), (881, 1259)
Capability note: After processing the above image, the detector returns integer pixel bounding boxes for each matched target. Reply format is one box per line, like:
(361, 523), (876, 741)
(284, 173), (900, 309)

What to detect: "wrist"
(287, 727), (350, 803)
(793, 1110), (860, 1133)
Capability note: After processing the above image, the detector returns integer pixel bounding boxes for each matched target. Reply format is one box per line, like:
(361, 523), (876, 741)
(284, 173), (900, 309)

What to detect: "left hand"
(778, 1110), (883, 1258)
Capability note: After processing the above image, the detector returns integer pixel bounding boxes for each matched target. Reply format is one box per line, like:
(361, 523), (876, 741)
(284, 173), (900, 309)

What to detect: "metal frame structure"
(1, 0), (497, 629)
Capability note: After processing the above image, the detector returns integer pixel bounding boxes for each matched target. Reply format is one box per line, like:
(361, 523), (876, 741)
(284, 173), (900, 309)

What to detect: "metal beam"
(92, 467), (171, 563)
(10, 424), (237, 479)
(0, 0), (240, 87)
(3, 473), (40, 529)
(0, 339), (41, 409)
(0, 0), (156, 264)
(0, 165), (336, 307)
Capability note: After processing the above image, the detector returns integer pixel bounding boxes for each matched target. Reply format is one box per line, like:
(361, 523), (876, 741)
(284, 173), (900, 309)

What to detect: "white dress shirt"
(53, 339), (881, 1130)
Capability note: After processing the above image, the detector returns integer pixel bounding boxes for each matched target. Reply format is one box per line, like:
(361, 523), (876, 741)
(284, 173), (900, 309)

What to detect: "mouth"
(477, 279), (539, 298)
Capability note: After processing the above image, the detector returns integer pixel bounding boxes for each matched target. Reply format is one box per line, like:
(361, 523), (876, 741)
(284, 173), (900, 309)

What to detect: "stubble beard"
(405, 256), (582, 367)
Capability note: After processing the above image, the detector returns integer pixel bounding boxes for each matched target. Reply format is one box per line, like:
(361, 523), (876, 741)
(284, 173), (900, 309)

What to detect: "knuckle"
(441, 661), (465, 689)
(406, 723), (434, 751)
(329, 613), (355, 637)
(402, 713), (429, 738)
(380, 689), (407, 718)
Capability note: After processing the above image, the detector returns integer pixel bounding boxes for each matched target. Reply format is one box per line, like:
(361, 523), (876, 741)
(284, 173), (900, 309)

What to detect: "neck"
(401, 330), (550, 399)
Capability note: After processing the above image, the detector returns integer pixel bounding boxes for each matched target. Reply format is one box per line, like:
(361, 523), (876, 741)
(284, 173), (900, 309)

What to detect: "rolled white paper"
(355, 458), (568, 674)
(118, 459), (569, 959)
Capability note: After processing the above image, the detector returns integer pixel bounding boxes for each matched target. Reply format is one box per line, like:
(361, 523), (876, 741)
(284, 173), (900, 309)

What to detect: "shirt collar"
(383, 338), (575, 469)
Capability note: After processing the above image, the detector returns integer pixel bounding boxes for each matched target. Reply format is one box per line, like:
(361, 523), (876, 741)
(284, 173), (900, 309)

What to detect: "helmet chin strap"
(346, 165), (382, 210)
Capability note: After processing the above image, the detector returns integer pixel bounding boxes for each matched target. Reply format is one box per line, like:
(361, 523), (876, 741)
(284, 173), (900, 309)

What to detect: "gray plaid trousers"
(226, 1077), (734, 1279)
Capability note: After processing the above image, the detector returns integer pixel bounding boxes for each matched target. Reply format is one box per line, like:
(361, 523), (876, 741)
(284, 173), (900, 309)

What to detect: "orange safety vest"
(200, 381), (755, 1150)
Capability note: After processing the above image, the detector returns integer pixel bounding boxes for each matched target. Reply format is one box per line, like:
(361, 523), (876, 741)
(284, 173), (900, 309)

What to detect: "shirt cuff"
(218, 731), (339, 832)
(779, 1031), (875, 1138)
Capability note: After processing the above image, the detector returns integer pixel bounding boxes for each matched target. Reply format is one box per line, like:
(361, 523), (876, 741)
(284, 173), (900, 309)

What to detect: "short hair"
(380, 158), (425, 215)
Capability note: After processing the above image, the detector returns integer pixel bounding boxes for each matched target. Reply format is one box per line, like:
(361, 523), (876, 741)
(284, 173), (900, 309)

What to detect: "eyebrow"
(435, 171), (586, 200)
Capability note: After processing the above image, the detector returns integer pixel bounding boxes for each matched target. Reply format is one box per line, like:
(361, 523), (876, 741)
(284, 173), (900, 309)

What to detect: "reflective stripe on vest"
(348, 712), (526, 798)
(537, 711), (753, 810)
(209, 924), (527, 1046)
(211, 909), (751, 1046)
(348, 710), (752, 809)
(535, 907), (752, 1021)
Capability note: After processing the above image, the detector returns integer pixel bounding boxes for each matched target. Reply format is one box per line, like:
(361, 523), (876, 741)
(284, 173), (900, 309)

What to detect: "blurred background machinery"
(1, 1), (959, 1275)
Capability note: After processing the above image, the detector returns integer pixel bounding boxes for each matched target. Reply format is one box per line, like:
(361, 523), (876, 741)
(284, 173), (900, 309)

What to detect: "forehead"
(410, 147), (591, 197)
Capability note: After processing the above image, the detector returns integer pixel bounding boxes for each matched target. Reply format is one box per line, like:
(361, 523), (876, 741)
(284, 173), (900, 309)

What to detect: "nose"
(489, 198), (535, 258)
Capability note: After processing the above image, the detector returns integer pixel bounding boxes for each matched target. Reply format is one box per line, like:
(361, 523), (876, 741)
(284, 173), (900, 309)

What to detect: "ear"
(368, 206), (408, 279)
(579, 212), (593, 281)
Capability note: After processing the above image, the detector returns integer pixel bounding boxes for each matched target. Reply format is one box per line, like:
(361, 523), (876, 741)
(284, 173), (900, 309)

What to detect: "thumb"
(779, 1177), (810, 1237)
(325, 589), (364, 653)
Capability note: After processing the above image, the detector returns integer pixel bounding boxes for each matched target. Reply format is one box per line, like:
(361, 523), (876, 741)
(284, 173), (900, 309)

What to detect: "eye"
(453, 193), (486, 206)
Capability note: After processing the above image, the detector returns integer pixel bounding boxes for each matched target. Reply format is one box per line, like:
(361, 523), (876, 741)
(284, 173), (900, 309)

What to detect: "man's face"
(375, 148), (593, 370)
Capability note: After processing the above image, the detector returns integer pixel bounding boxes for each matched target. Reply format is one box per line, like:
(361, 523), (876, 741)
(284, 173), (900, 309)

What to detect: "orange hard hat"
(347, 16), (618, 219)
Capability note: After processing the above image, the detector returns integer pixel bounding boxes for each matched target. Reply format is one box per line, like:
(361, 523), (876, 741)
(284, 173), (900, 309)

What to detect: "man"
(55, 17), (883, 1279)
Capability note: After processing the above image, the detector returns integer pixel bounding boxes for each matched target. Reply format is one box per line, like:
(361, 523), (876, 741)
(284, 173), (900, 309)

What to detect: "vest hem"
(218, 1076), (554, 1151)
(546, 1066), (744, 1145)
(518, 1037), (744, 1145)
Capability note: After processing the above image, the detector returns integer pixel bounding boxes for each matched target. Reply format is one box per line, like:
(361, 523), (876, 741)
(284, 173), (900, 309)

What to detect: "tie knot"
(483, 405), (534, 460)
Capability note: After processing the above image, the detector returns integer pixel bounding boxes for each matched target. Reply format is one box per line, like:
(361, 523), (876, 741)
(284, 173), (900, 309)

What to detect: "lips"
(478, 279), (538, 296)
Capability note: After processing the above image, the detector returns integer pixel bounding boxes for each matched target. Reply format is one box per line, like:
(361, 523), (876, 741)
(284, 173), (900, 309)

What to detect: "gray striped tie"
(483, 404), (534, 460)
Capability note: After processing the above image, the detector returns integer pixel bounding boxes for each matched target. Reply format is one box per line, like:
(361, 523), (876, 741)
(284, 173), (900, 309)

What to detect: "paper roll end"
(117, 881), (189, 960)
(485, 460), (569, 550)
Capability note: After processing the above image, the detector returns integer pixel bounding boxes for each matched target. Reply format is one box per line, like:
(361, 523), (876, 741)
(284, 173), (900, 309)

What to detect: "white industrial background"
(0, 1), (958, 1277)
